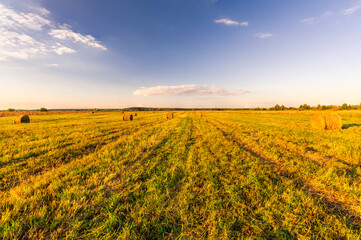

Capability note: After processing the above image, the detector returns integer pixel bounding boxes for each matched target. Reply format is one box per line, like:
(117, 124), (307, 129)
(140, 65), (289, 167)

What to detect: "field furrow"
(1, 111), (361, 239)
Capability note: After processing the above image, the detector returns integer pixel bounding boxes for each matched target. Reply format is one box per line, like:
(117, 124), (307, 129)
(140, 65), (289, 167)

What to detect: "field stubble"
(0, 111), (361, 239)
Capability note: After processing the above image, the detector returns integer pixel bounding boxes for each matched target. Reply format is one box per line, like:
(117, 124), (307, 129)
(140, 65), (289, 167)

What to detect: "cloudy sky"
(1, 0), (361, 109)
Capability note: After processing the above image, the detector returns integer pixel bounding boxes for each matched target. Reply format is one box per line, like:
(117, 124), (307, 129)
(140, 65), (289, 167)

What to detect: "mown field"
(1, 111), (361, 239)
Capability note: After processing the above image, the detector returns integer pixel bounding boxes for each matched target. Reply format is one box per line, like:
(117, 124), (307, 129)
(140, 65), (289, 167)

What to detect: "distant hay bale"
(91, 111), (95, 114)
(134, 113), (137, 117)
(167, 112), (174, 119)
(123, 114), (133, 121)
(201, 112), (206, 117)
(311, 113), (342, 130)
(14, 115), (30, 124)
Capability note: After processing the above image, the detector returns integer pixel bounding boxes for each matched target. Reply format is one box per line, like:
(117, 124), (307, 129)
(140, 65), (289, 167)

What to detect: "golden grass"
(311, 112), (342, 130)
(1, 111), (361, 239)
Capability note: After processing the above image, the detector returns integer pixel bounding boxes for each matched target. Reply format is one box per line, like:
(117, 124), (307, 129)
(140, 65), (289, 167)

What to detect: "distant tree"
(299, 104), (311, 110)
(270, 104), (282, 111)
(341, 103), (349, 110)
(39, 108), (48, 112)
(332, 105), (339, 111)
(320, 105), (329, 110)
(8, 108), (15, 112)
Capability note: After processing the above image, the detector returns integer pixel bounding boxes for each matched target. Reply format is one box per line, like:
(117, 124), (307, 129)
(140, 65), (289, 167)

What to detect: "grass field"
(1, 111), (361, 239)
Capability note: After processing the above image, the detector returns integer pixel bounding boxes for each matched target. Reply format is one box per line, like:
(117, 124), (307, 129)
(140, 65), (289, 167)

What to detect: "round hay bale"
(91, 111), (95, 114)
(167, 112), (174, 119)
(311, 113), (341, 130)
(14, 115), (30, 124)
(134, 113), (137, 117)
(123, 114), (133, 121)
(201, 112), (206, 117)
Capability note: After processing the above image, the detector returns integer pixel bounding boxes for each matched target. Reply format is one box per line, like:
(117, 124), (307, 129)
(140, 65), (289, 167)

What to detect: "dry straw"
(14, 115), (30, 124)
(167, 112), (174, 119)
(311, 113), (342, 130)
(123, 114), (133, 121)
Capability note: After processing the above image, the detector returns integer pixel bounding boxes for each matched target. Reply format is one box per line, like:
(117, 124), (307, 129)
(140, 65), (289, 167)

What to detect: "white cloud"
(239, 21), (249, 26)
(133, 85), (249, 97)
(0, 3), (106, 61)
(300, 11), (332, 25)
(343, 5), (361, 15)
(49, 28), (107, 50)
(0, 4), (51, 31)
(29, 6), (51, 16)
(44, 63), (59, 67)
(214, 18), (248, 26)
(300, 17), (315, 24)
(255, 33), (273, 39)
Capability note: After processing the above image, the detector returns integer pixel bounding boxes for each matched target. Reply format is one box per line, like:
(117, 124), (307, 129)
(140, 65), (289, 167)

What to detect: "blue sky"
(1, 0), (361, 109)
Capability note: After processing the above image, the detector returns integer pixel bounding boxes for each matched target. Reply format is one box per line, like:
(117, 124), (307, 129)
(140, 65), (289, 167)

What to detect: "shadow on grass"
(342, 124), (361, 129)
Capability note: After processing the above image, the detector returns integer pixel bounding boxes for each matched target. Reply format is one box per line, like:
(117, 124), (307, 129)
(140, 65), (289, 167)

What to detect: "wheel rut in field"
(217, 117), (361, 169)
(211, 118), (361, 191)
(207, 119), (361, 230)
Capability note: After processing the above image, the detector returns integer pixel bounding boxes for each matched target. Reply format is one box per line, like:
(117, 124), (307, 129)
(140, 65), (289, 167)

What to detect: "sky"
(1, 0), (361, 109)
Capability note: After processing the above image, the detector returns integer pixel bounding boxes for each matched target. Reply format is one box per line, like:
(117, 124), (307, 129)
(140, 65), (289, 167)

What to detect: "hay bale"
(123, 114), (133, 121)
(14, 115), (30, 124)
(134, 113), (137, 117)
(201, 112), (206, 117)
(167, 112), (174, 119)
(311, 113), (341, 130)
(91, 111), (95, 114)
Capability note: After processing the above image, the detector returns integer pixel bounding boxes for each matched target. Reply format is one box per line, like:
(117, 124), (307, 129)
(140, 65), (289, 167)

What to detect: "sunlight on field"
(1, 111), (361, 239)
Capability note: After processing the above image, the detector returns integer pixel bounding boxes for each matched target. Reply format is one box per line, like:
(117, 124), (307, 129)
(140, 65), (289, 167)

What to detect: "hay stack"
(123, 114), (133, 121)
(14, 115), (30, 124)
(311, 113), (342, 130)
(167, 112), (174, 119)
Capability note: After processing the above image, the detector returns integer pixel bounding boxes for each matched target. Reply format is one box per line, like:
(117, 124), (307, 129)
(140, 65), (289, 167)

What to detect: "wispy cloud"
(214, 18), (248, 26)
(300, 11), (332, 25)
(255, 33), (273, 39)
(133, 85), (249, 97)
(0, 3), (106, 61)
(44, 63), (59, 67)
(300, 17), (316, 24)
(322, 11), (333, 17)
(343, 4), (361, 15)
(49, 27), (107, 50)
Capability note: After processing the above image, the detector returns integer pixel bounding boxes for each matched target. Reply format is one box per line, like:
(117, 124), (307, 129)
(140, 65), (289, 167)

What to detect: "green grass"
(1, 111), (361, 239)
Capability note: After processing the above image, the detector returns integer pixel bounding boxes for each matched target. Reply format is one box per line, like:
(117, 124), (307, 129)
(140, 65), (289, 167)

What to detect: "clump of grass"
(311, 113), (342, 130)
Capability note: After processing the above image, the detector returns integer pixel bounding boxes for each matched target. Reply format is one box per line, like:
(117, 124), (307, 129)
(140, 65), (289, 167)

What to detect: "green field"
(1, 111), (361, 239)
